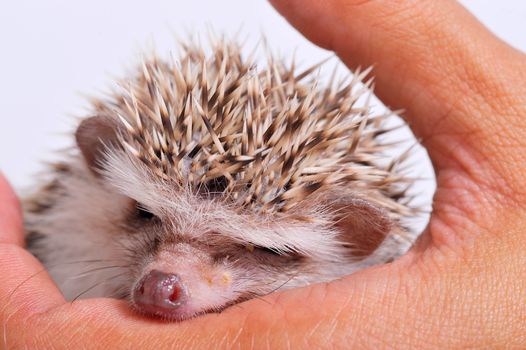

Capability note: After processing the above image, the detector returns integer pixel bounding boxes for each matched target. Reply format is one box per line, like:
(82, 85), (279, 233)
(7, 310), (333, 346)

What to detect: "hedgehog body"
(24, 39), (417, 321)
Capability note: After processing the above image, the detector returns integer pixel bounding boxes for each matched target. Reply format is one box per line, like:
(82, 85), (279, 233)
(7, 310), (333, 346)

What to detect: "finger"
(11, 255), (524, 349)
(270, 0), (526, 180)
(10, 273), (399, 349)
(0, 174), (64, 320)
(0, 245), (65, 318)
(0, 172), (24, 246)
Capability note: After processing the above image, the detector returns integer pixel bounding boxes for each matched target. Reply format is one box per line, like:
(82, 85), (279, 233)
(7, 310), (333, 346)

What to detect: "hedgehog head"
(70, 40), (414, 320)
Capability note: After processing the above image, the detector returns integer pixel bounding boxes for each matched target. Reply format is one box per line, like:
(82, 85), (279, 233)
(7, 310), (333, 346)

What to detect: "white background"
(0, 0), (524, 207)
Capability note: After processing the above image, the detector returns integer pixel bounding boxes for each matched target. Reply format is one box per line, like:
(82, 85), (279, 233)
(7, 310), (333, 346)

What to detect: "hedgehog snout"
(132, 270), (187, 316)
(131, 244), (238, 320)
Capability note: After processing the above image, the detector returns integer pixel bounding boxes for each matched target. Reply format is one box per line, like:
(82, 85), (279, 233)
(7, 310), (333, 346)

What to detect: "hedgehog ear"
(75, 116), (121, 177)
(334, 199), (393, 258)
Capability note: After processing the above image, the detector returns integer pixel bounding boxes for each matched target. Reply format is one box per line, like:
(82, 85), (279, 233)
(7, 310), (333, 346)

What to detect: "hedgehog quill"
(24, 39), (418, 321)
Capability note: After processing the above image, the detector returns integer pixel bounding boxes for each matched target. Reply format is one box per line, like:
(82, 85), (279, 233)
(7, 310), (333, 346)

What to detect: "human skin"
(2, 0), (526, 348)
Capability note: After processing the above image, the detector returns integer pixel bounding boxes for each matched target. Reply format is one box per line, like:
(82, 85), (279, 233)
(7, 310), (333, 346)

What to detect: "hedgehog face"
(89, 146), (395, 320)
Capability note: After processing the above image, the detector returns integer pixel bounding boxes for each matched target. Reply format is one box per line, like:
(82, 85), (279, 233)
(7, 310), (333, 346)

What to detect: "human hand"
(2, 0), (526, 348)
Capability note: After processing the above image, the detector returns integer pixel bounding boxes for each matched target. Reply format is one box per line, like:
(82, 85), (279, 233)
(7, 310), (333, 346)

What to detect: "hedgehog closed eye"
(245, 244), (280, 255)
(245, 244), (297, 258)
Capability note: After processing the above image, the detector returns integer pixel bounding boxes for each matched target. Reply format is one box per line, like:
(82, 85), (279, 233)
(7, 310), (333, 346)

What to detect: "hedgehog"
(23, 38), (417, 321)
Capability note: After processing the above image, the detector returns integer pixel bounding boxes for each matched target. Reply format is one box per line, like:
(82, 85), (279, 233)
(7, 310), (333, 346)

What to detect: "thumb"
(270, 0), (526, 184)
(270, 0), (526, 242)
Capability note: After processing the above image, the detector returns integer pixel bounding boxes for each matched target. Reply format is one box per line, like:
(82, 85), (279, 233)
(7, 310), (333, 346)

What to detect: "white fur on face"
(102, 149), (352, 260)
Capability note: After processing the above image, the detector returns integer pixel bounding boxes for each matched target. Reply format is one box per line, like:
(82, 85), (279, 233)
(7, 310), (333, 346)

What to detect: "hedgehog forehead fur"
(91, 39), (412, 215)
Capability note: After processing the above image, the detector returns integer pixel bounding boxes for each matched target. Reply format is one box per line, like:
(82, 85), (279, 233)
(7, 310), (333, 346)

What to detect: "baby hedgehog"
(23, 39), (417, 321)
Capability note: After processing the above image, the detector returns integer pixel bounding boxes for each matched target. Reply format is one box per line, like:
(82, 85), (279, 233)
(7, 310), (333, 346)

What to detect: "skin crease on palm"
(1, 0), (526, 348)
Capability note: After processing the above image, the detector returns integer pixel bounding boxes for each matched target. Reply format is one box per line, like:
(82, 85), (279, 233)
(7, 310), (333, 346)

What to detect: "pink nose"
(132, 270), (186, 316)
